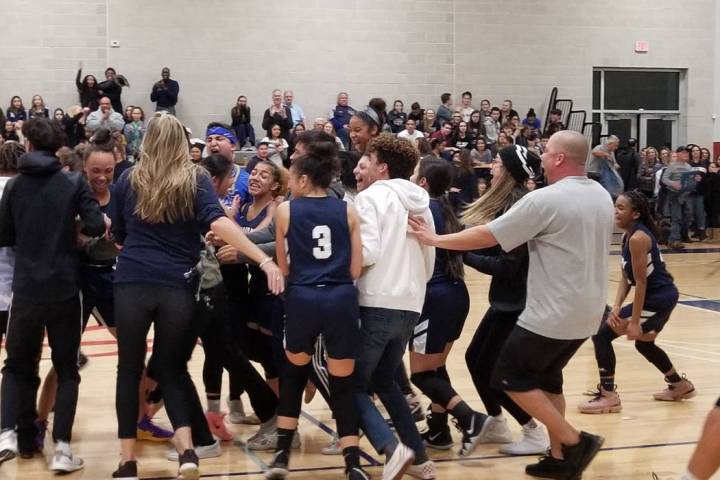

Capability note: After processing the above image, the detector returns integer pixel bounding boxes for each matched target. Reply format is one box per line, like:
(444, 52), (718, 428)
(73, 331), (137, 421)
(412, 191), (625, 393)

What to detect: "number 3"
(312, 225), (332, 259)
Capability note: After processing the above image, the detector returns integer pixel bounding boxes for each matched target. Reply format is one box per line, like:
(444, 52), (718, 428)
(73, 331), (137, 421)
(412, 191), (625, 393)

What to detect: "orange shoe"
(205, 411), (234, 441)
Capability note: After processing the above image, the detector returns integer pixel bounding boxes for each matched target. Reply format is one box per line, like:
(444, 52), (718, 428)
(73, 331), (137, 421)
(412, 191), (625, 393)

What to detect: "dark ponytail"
(418, 158), (464, 281)
(621, 190), (661, 240)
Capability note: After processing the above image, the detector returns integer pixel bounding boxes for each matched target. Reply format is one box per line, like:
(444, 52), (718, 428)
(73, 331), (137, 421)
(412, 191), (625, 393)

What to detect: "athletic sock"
(56, 441), (71, 456)
(342, 446), (360, 471)
(600, 375), (615, 392)
(666, 372), (682, 383)
(383, 438), (399, 462)
(276, 427), (295, 453)
(428, 410), (448, 430)
(207, 397), (221, 413)
(448, 401), (474, 431)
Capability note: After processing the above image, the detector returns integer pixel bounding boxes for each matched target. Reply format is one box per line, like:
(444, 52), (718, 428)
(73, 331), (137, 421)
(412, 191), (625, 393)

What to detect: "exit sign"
(635, 41), (649, 53)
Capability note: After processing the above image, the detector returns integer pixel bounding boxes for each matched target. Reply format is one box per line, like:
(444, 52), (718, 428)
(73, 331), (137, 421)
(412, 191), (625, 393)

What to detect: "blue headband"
(206, 126), (237, 145)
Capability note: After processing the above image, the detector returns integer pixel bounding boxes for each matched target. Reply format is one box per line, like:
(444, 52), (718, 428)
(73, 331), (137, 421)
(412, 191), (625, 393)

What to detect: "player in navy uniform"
(407, 159), (487, 453)
(267, 153), (367, 479)
(579, 191), (696, 414)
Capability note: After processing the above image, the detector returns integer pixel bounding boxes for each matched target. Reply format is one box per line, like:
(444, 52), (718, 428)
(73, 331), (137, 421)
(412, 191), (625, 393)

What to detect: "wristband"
(258, 257), (273, 269)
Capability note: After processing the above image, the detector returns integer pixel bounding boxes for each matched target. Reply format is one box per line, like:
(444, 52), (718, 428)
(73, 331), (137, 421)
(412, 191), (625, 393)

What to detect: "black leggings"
(592, 319), (673, 378)
(115, 283), (207, 439)
(465, 307), (531, 425)
(197, 285), (277, 422)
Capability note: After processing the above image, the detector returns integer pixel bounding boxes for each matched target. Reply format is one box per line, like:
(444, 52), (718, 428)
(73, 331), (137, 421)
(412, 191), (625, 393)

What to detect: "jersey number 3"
(312, 225), (332, 259)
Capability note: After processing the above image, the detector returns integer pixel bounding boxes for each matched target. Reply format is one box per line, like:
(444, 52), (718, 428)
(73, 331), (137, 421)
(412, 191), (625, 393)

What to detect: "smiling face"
(131, 107), (143, 122)
(272, 90), (282, 106)
(248, 162), (279, 198)
(348, 116), (376, 154)
(99, 97), (111, 113)
(271, 124), (282, 139)
(84, 151), (116, 195)
(353, 153), (387, 192)
(614, 194), (639, 230)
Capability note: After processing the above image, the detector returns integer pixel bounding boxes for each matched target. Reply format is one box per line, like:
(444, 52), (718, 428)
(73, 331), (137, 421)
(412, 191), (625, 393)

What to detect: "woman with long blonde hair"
(110, 112), (283, 480)
(459, 146), (551, 456)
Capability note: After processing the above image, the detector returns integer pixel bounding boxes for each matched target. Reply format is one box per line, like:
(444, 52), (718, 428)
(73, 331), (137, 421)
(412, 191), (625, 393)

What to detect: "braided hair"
(620, 190), (660, 240)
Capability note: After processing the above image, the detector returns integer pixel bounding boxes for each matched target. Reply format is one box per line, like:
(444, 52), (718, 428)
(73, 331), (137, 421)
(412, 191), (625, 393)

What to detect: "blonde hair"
(130, 112), (200, 223)
(461, 168), (525, 226)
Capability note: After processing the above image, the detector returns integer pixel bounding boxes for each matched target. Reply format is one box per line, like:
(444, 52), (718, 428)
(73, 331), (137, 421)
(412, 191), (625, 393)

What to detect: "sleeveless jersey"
(237, 202), (271, 295)
(621, 222), (675, 294)
(286, 196), (352, 286)
(236, 202), (269, 233)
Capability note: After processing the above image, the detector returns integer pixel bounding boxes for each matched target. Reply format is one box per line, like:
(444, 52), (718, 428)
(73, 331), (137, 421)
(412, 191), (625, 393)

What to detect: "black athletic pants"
(465, 307), (532, 425)
(115, 283), (207, 439)
(197, 284), (277, 422)
(1, 295), (82, 443)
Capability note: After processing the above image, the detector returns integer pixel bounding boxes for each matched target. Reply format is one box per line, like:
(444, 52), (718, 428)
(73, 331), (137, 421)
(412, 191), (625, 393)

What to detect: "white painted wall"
(0, 0), (715, 145)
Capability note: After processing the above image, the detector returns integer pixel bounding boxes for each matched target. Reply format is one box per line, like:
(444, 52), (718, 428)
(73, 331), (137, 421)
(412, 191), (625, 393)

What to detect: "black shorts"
(248, 294), (276, 334)
(492, 326), (586, 395)
(80, 265), (115, 328)
(410, 280), (469, 355)
(284, 283), (360, 360)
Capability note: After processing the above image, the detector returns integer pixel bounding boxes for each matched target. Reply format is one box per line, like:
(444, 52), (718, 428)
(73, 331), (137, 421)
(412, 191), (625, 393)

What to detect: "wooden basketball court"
(2, 245), (719, 479)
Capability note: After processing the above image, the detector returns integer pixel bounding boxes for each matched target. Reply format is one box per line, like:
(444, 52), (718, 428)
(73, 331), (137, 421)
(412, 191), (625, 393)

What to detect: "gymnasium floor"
(2, 245), (719, 479)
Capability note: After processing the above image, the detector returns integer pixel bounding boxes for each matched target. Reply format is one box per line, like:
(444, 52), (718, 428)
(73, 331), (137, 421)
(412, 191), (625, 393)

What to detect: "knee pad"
(410, 370), (456, 407)
(634, 340), (655, 357)
(277, 362), (310, 419)
(329, 374), (359, 438)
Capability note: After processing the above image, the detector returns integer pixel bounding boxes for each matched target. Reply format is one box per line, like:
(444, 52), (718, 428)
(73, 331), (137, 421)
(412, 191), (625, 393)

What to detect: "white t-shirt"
(487, 176), (614, 340)
(397, 129), (424, 142)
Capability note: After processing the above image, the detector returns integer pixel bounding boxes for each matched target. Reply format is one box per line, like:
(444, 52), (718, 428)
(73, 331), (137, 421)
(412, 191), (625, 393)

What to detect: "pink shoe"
(205, 411), (234, 441)
(578, 385), (622, 414)
(653, 375), (696, 402)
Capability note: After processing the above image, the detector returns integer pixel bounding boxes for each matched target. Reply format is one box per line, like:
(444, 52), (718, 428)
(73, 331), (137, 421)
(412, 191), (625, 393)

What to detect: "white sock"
(680, 469), (699, 480)
(207, 399), (221, 413)
(492, 414), (504, 421)
(523, 419), (538, 429)
(56, 440), (71, 456)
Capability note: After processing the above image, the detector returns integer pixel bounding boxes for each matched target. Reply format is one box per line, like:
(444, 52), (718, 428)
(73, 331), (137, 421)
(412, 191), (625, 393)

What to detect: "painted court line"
(142, 439), (699, 479)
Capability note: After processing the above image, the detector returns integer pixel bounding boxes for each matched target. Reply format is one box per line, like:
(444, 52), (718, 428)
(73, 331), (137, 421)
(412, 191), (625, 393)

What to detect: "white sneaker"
(50, 450), (84, 473)
(241, 418), (301, 451)
(0, 429), (17, 465)
(166, 440), (222, 461)
(227, 397), (260, 425)
(382, 442), (414, 480)
(499, 422), (549, 455)
(476, 416), (513, 443)
(321, 433), (341, 455)
(406, 460), (436, 479)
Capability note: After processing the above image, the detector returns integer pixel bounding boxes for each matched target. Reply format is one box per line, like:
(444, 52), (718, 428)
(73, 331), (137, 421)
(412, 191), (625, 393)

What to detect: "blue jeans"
(668, 193), (691, 243)
(354, 307), (425, 457)
(690, 194), (706, 231)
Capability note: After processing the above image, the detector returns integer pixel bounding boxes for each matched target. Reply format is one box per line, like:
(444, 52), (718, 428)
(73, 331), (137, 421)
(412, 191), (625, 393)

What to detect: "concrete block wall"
(0, 0), (716, 146)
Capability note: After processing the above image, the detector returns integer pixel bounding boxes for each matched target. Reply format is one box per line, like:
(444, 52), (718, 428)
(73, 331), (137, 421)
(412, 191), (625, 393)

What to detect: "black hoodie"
(0, 150), (105, 303)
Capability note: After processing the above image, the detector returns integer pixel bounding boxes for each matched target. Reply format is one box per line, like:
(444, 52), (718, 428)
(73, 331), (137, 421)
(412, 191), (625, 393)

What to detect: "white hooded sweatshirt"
(354, 178), (435, 313)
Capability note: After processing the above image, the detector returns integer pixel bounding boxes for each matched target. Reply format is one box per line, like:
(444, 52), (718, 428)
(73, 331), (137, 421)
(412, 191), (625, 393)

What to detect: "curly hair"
(0, 142), (24, 174)
(366, 133), (418, 180)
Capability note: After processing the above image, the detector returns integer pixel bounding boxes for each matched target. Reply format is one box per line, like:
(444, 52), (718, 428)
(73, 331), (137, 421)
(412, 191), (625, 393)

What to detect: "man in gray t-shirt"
(409, 130), (613, 479)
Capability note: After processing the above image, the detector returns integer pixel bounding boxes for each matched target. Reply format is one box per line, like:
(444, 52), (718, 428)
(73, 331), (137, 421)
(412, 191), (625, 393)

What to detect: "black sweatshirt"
(0, 151), (105, 303)
(463, 242), (528, 312)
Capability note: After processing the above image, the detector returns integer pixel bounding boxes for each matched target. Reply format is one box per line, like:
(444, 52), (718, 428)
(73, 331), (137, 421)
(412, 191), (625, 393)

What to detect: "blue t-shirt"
(110, 168), (226, 289)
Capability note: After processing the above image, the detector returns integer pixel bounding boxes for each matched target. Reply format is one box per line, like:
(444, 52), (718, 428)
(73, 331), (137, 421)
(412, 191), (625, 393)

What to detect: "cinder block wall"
(0, 0), (715, 145)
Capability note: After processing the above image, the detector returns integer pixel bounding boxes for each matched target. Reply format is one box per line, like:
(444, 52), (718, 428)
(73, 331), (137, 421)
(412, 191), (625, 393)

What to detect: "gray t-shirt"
(487, 176), (614, 340)
(587, 144), (615, 174)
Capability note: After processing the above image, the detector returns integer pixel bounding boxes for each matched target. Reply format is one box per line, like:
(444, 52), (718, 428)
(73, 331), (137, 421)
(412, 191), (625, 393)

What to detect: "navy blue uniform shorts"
(410, 280), (469, 355)
(80, 264), (115, 328)
(284, 283), (360, 360)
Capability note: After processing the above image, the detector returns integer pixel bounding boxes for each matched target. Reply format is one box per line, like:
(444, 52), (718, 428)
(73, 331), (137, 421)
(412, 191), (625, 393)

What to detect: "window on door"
(592, 69), (682, 150)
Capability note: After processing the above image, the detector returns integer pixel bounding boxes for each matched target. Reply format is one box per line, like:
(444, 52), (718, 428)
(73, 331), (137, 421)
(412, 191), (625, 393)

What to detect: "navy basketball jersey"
(286, 196), (352, 286)
(236, 203), (269, 233)
(621, 222), (674, 293)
